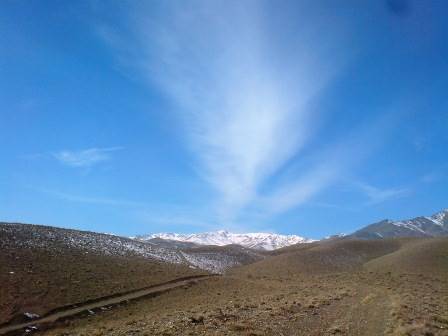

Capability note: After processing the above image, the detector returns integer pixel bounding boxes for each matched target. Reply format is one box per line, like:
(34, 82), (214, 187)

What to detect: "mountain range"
(350, 208), (448, 239)
(137, 208), (448, 250)
(1, 209), (447, 334)
(0, 223), (264, 274)
(135, 231), (313, 251)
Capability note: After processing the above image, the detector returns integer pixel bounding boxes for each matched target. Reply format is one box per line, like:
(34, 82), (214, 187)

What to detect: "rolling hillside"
(0, 223), (260, 326)
(35, 237), (448, 336)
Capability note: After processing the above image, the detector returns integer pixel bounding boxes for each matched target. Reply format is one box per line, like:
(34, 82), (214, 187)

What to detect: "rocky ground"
(0, 224), (205, 325)
(37, 271), (448, 336)
(0, 223), (266, 325)
(34, 238), (448, 336)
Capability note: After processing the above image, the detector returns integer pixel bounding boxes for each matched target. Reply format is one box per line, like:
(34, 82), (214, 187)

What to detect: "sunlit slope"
(232, 237), (448, 279)
(364, 237), (448, 275)
(230, 239), (402, 277)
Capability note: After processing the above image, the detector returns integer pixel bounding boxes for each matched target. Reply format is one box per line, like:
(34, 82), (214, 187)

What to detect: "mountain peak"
(136, 231), (313, 251)
(428, 209), (448, 225)
(351, 208), (448, 239)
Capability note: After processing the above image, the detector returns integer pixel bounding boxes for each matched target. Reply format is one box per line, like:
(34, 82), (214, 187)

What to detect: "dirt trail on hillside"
(0, 275), (215, 335)
(266, 277), (395, 336)
(319, 283), (394, 335)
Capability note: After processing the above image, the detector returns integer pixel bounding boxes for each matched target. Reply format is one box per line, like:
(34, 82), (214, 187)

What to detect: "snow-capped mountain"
(350, 209), (448, 239)
(136, 230), (313, 251)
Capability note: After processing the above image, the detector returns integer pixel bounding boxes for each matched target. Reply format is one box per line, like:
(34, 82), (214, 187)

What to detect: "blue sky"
(1, 0), (447, 239)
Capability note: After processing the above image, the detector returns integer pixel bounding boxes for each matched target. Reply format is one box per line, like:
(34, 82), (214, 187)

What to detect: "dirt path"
(313, 282), (395, 335)
(0, 274), (215, 335)
(335, 284), (394, 335)
(276, 280), (395, 335)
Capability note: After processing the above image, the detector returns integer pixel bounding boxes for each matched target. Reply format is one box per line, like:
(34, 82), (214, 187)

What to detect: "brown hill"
(37, 237), (448, 336)
(230, 238), (402, 278)
(364, 237), (448, 275)
(2, 224), (447, 336)
(0, 223), (205, 325)
(180, 244), (264, 273)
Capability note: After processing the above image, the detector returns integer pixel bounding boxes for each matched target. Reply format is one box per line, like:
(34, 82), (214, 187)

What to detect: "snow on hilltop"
(136, 230), (314, 251)
(0, 223), (264, 273)
(391, 208), (448, 233)
(350, 208), (448, 239)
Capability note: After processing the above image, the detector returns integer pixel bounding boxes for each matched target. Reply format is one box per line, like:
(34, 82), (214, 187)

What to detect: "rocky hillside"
(0, 223), (262, 273)
(0, 223), (204, 325)
(350, 209), (448, 239)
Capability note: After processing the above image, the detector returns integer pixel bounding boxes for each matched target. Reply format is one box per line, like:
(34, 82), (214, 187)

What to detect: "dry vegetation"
(0, 225), (205, 326)
(24, 237), (447, 336)
(1, 223), (447, 336)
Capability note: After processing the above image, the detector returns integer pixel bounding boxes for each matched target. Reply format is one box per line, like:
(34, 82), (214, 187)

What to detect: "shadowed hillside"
(0, 223), (206, 325)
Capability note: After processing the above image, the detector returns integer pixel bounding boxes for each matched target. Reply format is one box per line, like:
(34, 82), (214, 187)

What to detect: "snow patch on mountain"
(392, 220), (427, 233)
(0, 223), (186, 264)
(350, 208), (448, 239)
(137, 230), (313, 250)
(426, 209), (448, 226)
(391, 209), (448, 233)
(1, 223), (265, 274)
(180, 251), (241, 273)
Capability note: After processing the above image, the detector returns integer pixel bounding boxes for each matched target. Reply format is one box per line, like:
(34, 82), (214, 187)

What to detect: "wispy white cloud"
(356, 182), (410, 204)
(260, 164), (337, 215)
(52, 147), (123, 168)
(99, 1), (351, 221)
(253, 110), (400, 216)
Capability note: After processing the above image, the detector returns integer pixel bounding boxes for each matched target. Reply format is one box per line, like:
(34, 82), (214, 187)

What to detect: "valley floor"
(39, 270), (447, 336)
(1, 226), (447, 336)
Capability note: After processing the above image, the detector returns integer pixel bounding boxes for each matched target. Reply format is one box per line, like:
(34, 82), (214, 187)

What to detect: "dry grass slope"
(1, 227), (447, 336)
(231, 238), (402, 278)
(364, 237), (448, 275)
(0, 223), (205, 325)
